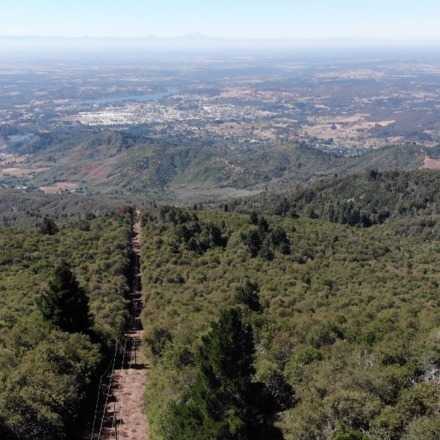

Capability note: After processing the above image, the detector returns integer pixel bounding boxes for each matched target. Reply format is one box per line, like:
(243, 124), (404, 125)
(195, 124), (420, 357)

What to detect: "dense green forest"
(233, 170), (440, 228)
(0, 212), (132, 439)
(140, 206), (440, 440)
(0, 188), (135, 227)
(3, 166), (440, 440)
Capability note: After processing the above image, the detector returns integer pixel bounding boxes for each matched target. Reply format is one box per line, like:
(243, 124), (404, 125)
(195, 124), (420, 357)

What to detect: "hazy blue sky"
(1, 0), (440, 41)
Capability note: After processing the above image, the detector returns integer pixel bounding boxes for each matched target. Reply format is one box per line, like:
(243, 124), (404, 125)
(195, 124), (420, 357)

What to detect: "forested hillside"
(0, 212), (132, 439)
(2, 123), (429, 202)
(140, 207), (440, 440)
(3, 167), (440, 440)
(234, 170), (440, 228)
(0, 188), (133, 227)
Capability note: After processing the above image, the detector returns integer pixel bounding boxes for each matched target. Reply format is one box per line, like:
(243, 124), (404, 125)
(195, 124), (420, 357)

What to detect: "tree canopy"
(163, 309), (285, 440)
(37, 261), (92, 334)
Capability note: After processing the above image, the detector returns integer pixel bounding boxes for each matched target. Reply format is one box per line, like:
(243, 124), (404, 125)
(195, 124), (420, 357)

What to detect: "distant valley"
(2, 50), (440, 202)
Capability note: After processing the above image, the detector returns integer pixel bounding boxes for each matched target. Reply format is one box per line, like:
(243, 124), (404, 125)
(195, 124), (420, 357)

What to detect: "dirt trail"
(101, 214), (149, 440)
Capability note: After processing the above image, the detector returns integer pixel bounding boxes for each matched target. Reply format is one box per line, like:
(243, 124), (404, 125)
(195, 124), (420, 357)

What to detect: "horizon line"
(2, 34), (440, 43)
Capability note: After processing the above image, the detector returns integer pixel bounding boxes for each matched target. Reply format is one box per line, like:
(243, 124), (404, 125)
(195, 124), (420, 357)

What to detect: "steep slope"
(100, 215), (149, 440)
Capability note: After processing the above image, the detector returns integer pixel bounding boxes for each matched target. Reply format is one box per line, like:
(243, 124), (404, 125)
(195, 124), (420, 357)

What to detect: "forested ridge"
(233, 169), (440, 228)
(0, 188), (142, 228)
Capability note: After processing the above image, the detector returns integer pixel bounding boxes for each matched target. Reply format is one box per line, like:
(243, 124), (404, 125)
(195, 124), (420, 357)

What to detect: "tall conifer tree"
(163, 309), (284, 440)
(37, 262), (91, 334)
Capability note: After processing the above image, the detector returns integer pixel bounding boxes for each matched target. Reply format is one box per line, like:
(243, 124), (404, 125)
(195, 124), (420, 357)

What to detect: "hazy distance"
(1, 0), (440, 49)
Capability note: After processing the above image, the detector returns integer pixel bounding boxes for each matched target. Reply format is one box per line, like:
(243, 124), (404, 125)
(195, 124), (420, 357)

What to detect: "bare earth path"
(101, 215), (149, 440)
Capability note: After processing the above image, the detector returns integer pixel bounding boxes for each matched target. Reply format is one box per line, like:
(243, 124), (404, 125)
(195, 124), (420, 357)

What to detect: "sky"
(1, 0), (440, 42)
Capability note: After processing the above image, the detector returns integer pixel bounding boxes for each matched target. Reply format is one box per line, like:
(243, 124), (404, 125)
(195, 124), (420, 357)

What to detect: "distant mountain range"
(2, 35), (440, 52)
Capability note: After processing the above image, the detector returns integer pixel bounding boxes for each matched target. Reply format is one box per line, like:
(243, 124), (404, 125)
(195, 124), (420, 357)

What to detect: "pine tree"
(36, 262), (92, 334)
(249, 211), (259, 225)
(241, 228), (262, 257)
(235, 279), (262, 312)
(163, 309), (284, 440)
(38, 217), (59, 235)
(259, 239), (274, 261)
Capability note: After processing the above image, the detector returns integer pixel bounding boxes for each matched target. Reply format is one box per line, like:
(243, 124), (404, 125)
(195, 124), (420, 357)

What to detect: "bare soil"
(101, 217), (149, 440)
(423, 156), (440, 170)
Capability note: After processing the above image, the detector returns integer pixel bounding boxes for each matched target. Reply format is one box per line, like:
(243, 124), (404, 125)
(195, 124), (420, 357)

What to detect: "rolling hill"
(2, 125), (436, 202)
